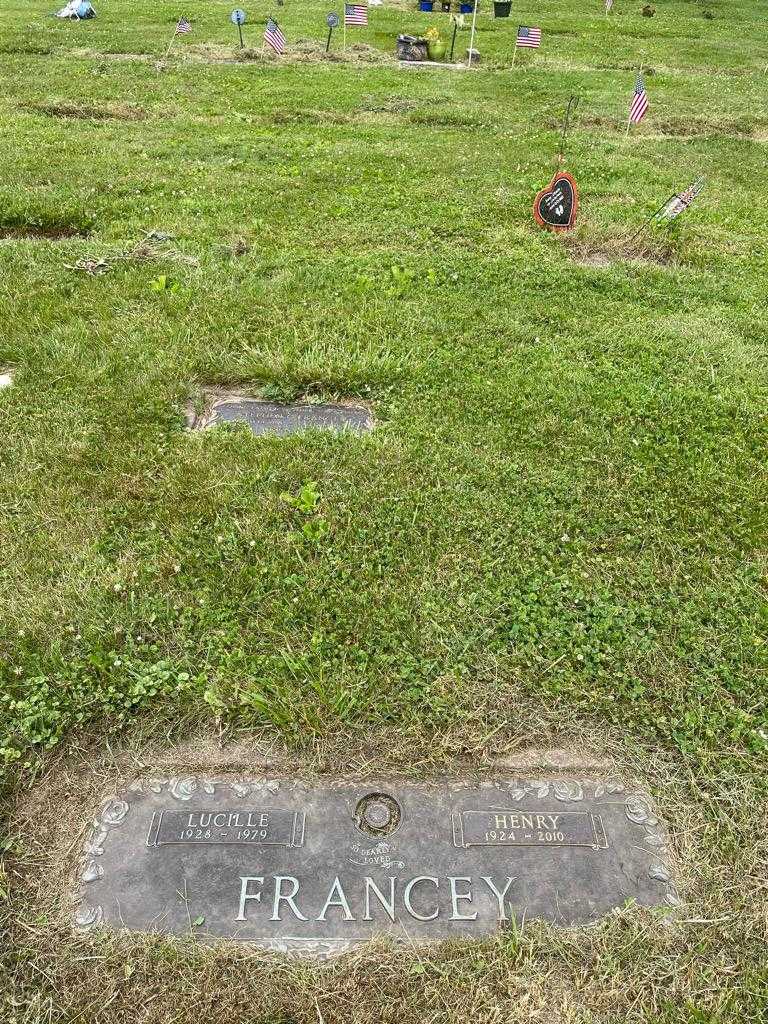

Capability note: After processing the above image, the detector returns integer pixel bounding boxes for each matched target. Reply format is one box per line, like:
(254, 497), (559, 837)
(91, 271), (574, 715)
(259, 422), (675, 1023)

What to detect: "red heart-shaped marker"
(533, 171), (579, 231)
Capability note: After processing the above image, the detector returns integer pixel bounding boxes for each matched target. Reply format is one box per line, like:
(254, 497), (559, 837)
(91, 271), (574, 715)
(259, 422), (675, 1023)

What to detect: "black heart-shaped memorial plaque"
(533, 171), (578, 231)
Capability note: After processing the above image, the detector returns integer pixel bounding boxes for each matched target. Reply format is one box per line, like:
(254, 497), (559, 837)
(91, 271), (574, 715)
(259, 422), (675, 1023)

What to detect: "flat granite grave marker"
(191, 396), (373, 437)
(75, 776), (678, 957)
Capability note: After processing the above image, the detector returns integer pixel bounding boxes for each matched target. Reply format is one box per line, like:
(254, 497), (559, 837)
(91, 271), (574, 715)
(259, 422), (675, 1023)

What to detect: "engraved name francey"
(234, 874), (516, 923)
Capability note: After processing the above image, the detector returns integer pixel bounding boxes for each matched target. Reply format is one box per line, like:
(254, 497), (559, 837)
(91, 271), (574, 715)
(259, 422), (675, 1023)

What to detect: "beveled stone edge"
(72, 774), (681, 951)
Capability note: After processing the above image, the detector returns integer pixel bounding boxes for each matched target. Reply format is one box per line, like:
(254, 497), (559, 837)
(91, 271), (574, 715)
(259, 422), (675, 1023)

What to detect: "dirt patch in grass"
(26, 100), (147, 122)
(359, 95), (421, 114)
(569, 112), (624, 131)
(269, 108), (363, 126)
(0, 219), (92, 241)
(409, 110), (490, 129)
(185, 40), (395, 66)
(562, 233), (677, 269)
(557, 112), (761, 140)
(69, 47), (153, 62)
(652, 115), (758, 139)
(0, 44), (52, 55)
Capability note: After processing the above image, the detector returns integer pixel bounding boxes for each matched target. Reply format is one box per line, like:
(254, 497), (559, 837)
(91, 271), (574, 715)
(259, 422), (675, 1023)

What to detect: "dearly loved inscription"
(75, 777), (677, 956)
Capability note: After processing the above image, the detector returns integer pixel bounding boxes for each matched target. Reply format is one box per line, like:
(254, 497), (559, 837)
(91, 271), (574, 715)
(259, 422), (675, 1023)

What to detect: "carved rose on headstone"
(74, 904), (103, 930)
(625, 795), (657, 826)
(552, 781), (583, 802)
(81, 858), (104, 883)
(101, 799), (129, 826)
(169, 776), (198, 800)
(648, 863), (671, 883)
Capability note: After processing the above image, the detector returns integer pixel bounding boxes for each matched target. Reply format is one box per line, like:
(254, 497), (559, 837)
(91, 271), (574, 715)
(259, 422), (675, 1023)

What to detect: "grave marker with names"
(192, 397), (373, 436)
(75, 776), (678, 956)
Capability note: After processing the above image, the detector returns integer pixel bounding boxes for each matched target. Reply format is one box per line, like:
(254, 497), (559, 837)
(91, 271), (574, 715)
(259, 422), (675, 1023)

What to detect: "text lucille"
(185, 812), (271, 829)
(235, 875), (516, 923)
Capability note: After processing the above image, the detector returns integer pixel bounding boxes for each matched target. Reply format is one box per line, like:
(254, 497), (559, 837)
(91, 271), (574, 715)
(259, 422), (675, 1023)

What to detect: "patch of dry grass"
(184, 40), (395, 66)
(25, 101), (147, 122)
(560, 231), (678, 268)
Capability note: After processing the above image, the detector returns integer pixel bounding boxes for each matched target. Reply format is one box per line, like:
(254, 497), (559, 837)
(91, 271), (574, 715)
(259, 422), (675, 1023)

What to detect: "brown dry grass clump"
(0, 223), (91, 240)
(26, 101), (147, 122)
(68, 47), (153, 62)
(185, 41), (395, 66)
(561, 232), (677, 268)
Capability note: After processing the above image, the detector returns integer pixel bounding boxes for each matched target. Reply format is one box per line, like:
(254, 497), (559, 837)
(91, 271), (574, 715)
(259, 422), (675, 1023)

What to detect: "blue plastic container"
(419, 0), (435, 10)
(459, 2), (473, 12)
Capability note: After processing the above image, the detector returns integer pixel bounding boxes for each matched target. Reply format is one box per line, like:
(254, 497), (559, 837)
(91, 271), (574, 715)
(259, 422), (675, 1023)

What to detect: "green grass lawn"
(1, 0), (767, 1021)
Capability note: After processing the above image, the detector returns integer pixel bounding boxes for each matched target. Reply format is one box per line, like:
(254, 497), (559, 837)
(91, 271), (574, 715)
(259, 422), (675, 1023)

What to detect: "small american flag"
(264, 17), (286, 53)
(175, 17), (192, 34)
(629, 72), (649, 124)
(345, 3), (368, 26)
(658, 177), (706, 221)
(516, 25), (541, 48)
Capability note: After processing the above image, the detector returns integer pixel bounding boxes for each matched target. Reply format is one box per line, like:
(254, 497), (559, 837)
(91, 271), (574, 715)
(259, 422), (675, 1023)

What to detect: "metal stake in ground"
(162, 16), (192, 61)
(629, 177), (706, 242)
(558, 94), (579, 165)
(449, 18), (458, 62)
(628, 193), (678, 243)
(230, 9), (247, 48)
(326, 11), (340, 52)
(467, 0), (479, 66)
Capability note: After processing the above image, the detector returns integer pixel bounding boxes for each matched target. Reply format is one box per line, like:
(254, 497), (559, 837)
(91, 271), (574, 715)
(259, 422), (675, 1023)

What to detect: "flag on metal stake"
(264, 17), (286, 53)
(161, 16), (192, 61)
(629, 177), (706, 241)
(656, 177), (706, 222)
(629, 72), (649, 124)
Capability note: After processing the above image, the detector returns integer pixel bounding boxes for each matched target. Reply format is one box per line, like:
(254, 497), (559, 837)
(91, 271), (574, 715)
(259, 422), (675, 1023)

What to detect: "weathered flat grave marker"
(192, 396), (373, 436)
(75, 777), (678, 956)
